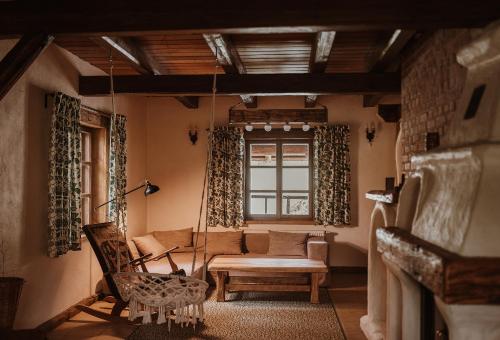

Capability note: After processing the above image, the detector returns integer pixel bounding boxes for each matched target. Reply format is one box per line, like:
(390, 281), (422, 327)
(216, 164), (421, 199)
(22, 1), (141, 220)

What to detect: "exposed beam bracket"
(378, 104), (401, 122)
(306, 31), (336, 108)
(0, 33), (54, 102)
(203, 34), (257, 108)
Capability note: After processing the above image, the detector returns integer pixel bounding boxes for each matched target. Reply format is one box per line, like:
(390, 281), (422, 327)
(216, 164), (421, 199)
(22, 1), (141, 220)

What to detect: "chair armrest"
(307, 240), (328, 264)
(146, 246), (180, 262)
(129, 253), (152, 266)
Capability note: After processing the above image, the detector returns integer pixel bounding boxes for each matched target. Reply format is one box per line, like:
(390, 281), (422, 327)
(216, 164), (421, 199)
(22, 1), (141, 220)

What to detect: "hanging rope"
(191, 47), (218, 280)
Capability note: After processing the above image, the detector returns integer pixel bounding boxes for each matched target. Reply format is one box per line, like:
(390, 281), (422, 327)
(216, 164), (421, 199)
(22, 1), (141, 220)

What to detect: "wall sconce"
(188, 128), (198, 145)
(366, 122), (376, 145)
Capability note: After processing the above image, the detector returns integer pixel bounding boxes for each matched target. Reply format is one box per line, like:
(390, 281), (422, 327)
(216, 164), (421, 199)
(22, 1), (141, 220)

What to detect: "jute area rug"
(127, 289), (346, 340)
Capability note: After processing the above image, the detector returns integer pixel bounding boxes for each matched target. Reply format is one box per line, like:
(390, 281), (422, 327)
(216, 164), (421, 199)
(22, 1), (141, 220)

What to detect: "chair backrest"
(82, 222), (132, 299)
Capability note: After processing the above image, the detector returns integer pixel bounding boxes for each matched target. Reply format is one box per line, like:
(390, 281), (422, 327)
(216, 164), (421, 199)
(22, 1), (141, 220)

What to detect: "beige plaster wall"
(145, 95), (398, 266)
(0, 41), (147, 328)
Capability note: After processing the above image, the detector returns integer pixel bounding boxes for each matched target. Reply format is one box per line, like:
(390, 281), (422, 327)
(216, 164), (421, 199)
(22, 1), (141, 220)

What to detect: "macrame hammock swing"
(107, 50), (221, 329)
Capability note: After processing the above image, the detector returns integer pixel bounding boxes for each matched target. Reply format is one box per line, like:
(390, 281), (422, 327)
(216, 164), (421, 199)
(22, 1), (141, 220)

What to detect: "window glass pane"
(283, 143), (309, 166)
(250, 192), (276, 215)
(82, 164), (91, 194)
(82, 196), (91, 226)
(250, 168), (276, 190)
(250, 144), (276, 166)
(82, 131), (91, 162)
(282, 193), (309, 215)
(282, 168), (309, 191)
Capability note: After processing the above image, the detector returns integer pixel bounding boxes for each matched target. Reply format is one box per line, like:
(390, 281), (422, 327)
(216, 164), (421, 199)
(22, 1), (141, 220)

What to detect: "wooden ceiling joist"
(0, 33), (54, 101)
(94, 36), (199, 108)
(0, 1), (498, 36)
(203, 34), (257, 108)
(363, 29), (415, 107)
(305, 31), (336, 108)
(79, 73), (400, 96)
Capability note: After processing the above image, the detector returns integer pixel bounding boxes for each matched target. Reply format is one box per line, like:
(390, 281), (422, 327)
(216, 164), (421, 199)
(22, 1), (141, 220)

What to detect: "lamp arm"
(94, 182), (146, 210)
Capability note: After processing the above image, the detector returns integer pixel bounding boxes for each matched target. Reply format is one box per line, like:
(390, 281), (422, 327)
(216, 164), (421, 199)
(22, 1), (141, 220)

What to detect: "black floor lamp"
(94, 179), (160, 210)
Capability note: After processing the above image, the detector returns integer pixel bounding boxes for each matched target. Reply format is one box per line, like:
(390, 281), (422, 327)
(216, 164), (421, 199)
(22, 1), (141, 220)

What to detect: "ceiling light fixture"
(283, 122), (291, 132)
(264, 123), (272, 132)
(302, 122), (310, 132)
(245, 122), (253, 132)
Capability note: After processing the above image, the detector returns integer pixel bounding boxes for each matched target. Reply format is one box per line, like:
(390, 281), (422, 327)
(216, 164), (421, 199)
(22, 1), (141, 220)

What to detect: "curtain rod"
(44, 93), (115, 118)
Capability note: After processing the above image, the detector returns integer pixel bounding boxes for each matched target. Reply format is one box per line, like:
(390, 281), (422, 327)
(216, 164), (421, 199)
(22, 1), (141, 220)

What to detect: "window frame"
(244, 130), (314, 222)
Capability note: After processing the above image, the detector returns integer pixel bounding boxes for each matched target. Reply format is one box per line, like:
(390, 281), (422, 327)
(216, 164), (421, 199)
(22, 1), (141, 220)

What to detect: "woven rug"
(127, 289), (346, 339)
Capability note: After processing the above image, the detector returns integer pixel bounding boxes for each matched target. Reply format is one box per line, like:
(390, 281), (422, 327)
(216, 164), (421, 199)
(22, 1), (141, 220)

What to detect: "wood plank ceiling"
(55, 30), (408, 107)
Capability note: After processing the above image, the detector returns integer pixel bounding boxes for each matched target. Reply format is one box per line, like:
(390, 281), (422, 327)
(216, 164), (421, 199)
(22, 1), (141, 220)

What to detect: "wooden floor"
(48, 272), (367, 339)
(328, 272), (367, 340)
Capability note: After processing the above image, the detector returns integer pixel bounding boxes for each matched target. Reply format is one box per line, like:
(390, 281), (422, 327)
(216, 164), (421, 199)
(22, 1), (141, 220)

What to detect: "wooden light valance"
(376, 227), (500, 304)
(229, 108), (327, 125)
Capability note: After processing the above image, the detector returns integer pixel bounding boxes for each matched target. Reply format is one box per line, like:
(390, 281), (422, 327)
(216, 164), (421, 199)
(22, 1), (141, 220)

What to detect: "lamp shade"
(144, 181), (160, 196)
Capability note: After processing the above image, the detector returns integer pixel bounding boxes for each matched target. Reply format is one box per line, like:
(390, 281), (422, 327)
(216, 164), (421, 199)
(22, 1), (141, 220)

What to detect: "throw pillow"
(195, 231), (243, 255)
(132, 234), (167, 257)
(267, 231), (308, 256)
(153, 227), (193, 252)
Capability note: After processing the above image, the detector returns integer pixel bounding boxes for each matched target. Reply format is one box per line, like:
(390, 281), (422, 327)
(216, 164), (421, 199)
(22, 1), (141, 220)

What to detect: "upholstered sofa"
(129, 229), (330, 286)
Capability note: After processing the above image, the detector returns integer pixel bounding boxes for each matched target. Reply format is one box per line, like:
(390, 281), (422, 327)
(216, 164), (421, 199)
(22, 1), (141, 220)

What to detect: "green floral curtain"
(48, 92), (82, 257)
(207, 127), (244, 228)
(313, 125), (351, 226)
(108, 114), (127, 232)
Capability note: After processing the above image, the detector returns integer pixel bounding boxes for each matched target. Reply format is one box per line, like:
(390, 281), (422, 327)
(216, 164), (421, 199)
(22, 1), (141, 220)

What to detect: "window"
(79, 109), (109, 227)
(245, 132), (313, 221)
(81, 127), (93, 226)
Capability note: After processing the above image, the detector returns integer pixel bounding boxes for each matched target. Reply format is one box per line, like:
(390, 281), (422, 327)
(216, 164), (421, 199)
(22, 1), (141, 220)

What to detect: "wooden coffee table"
(208, 257), (328, 304)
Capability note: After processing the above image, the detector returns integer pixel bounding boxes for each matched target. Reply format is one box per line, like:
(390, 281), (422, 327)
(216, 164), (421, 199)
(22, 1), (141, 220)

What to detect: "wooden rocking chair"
(77, 222), (183, 322)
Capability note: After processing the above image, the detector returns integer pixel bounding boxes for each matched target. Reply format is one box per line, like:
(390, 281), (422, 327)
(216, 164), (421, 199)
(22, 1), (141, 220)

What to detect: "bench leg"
(310, 272), (320, 304)
(216, 271), (228, 302)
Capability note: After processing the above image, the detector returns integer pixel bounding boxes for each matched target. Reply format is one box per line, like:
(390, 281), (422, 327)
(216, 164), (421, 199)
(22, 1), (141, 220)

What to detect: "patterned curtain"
(207, 127), (244, 228)
(108, 115), (128, 232)
(313, 125), (351, 226)
(48, 92), (82, 257)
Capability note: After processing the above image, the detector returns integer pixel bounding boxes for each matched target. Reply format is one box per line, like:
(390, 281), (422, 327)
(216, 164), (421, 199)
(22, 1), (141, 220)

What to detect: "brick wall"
(400, 29), (474, 173)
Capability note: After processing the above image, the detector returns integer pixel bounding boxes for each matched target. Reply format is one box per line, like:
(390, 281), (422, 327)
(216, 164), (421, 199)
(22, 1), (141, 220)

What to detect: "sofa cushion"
(132, 234), (167, 257)
(243, 233), (269, 254)
(145, 252), (213, 279)
(195, 231), (243, 255)
(267, 231), (307, 256)
(153, 228), (193, 252)
(127, 240), (141, 259)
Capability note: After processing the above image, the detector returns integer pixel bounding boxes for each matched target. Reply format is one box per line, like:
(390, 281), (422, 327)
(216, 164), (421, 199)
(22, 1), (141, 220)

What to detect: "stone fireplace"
(374, 21), (500, 340)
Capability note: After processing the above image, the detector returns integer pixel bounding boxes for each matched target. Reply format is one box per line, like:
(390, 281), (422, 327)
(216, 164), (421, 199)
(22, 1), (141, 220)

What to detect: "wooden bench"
(208, 257), (328, 304)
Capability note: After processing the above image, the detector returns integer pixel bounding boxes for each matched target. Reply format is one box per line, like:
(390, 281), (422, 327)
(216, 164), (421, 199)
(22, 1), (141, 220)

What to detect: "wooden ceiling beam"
(0, 1), (498, 36)
(79, 73), (400, 96)
(0, 33), (54, 101)
(363, 29), (415, 107)
(203, 34), (257, 108)
(305, 31), (336, 108)
(93, 36), (198, 109)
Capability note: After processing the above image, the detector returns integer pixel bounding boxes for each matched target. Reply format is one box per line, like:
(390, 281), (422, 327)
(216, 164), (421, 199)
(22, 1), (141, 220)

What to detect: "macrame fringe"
(126, 297), (205, 331)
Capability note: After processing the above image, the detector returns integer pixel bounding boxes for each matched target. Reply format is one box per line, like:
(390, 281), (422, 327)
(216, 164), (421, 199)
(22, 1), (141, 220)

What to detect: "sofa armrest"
(307, 240), (328, 263)
(307, 239), (329, 286)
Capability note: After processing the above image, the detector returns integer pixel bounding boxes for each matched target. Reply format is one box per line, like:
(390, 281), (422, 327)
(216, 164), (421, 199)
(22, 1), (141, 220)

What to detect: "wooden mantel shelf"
(376, 227), (500, 304)
(365, 190), (398, 204)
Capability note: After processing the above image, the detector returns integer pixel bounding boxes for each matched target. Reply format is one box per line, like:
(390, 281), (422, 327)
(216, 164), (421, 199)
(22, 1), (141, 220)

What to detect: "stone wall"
(400, 29), (474, 173)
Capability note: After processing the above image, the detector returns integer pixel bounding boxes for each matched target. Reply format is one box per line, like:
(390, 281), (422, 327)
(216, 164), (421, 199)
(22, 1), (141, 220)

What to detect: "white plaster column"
(383, 259), (421, 340)
(360, 201), (396, 340)
(435, 298), (500, 340)
(385, 268), (402, 340)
